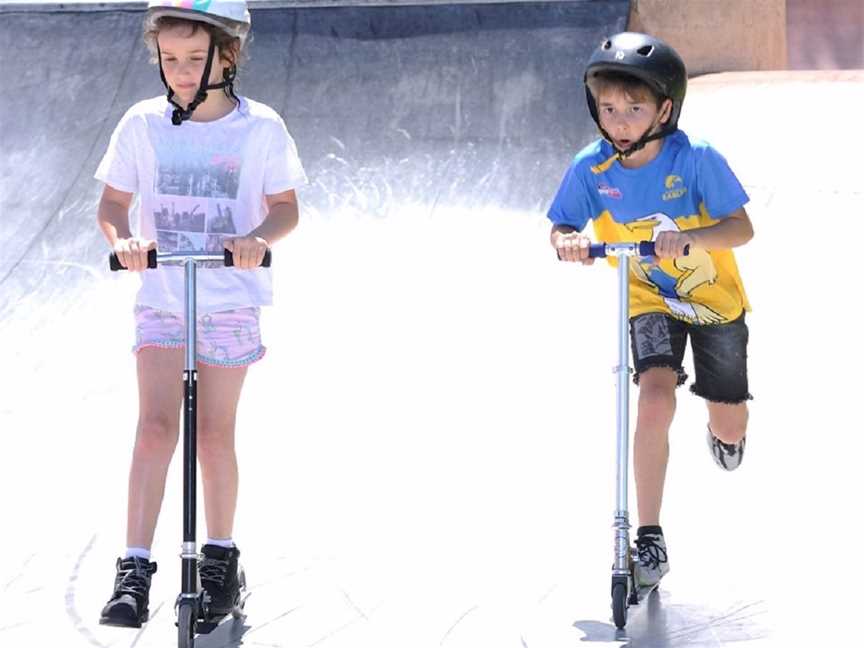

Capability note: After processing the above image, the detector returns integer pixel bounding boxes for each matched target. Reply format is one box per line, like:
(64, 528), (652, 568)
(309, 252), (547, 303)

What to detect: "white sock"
(206, 537), (234, 549)
(125, 546), (152, 560)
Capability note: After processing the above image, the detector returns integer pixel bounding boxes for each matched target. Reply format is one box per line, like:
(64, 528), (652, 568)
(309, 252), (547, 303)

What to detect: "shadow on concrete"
(573, 590), (769, 647)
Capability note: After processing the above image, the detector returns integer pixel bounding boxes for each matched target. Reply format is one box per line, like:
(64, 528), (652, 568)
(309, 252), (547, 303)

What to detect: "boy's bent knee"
(710, 421), (747, 444)
(708, 402), (748, 444)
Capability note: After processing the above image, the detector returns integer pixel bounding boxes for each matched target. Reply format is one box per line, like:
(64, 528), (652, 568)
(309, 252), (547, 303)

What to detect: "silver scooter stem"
(613, 252), (631, 574)
(185, 259), (197, 373)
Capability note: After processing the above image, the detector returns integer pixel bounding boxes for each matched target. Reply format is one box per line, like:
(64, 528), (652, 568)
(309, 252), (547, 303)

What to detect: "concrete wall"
(786, 0), (864, 69)
(628, 0), (788, 75)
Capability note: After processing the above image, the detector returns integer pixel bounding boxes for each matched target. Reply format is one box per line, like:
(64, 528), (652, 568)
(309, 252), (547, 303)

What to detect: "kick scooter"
(110, 247), (270, 647)
(587, 240), (687, 630)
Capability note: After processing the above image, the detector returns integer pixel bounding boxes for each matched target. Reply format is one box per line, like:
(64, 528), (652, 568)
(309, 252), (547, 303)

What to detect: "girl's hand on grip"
(224, 236), (269, 269)
(114, 238), (156, 272)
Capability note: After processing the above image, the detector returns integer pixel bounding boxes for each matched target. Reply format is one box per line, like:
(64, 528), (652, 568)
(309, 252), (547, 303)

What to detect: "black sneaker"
(708, 425), (746, 471)
(100, 557), (157, 627)
(199, 544), (244, 617)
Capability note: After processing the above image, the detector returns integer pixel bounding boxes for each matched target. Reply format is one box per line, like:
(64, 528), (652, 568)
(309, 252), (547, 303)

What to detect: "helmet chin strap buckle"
(602, 112), (674, 160)
(158, 37), (219, 126)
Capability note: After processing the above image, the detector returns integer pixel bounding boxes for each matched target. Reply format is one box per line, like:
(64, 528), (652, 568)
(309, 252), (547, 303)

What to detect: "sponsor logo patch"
(598, 183), (622, 199)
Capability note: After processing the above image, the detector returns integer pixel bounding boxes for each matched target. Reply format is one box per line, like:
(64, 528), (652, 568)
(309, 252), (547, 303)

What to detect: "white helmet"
(147, 0), (251, 125)
(147, 0), (251, 41)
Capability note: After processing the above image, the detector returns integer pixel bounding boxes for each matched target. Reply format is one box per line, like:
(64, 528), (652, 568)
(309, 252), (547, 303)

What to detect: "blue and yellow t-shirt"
(548, 130), (750, 325)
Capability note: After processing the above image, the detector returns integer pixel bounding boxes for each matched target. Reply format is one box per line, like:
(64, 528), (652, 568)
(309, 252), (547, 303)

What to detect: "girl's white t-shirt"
(95, 96), (307, 314)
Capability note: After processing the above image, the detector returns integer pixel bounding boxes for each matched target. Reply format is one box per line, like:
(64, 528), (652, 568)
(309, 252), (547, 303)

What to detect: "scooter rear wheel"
(178, 600), (196, 648)
(612, 582), (627, 629)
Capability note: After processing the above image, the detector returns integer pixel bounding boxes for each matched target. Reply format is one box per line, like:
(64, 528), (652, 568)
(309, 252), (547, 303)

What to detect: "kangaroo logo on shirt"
(625, 213), (724, 324)
(662, 175), (687, 201)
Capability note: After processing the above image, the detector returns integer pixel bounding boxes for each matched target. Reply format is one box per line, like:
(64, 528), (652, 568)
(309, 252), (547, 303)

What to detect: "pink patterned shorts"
(133, 305), (266, 368)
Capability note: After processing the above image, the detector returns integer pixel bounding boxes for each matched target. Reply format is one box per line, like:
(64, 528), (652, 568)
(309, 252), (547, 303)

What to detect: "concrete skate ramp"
(0, 1), (629, 326)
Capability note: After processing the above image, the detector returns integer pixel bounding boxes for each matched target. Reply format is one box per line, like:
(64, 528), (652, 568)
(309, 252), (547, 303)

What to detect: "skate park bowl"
(0, 1), (862, 647)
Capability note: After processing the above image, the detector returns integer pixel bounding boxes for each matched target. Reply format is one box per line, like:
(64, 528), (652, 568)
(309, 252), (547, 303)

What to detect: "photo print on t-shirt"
(154, 199), (238, 264)
(151, 135), (243, 261)
(153, 133), (242, 200)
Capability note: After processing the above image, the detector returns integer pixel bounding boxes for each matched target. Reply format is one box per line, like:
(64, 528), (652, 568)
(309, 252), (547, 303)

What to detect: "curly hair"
(143, 15), (248, 70)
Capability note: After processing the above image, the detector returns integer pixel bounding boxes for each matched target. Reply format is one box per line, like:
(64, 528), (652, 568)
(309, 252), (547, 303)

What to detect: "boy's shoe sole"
(708, 426), (745, 471)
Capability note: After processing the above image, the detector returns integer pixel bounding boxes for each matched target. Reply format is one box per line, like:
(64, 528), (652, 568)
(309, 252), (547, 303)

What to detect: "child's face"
(157, 24), (228, 103)
(596, 87), (670, 152)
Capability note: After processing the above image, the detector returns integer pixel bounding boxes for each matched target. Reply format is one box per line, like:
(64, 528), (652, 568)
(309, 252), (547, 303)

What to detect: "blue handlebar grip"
(588, 243), (607, 258)
(638, 241), (656, 257)
(224, 249), (272, 268)
(638, 242), (690, 257)
(109, 248), (157, 271)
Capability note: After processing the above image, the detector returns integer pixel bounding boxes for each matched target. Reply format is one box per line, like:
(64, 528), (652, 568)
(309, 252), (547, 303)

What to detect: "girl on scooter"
(96, 0), (306, 627)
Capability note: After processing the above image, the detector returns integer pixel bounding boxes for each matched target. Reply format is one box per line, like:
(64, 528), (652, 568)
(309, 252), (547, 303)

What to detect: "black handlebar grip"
(224, 249), (272, 268)
(109, 248), (157, 271)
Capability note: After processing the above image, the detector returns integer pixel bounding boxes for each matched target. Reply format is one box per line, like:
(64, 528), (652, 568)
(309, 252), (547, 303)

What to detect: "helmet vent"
(637, 45), (654, 57)
(602, 39), (612, 50)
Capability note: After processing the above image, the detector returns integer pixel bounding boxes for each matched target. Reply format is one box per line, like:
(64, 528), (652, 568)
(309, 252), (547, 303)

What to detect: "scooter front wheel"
(177, 600), (196, 648)
(612, 582), (627, 629)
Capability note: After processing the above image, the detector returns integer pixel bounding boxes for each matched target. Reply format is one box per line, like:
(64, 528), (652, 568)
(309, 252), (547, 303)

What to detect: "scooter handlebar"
(587, 242), (690, 259)
(109, 248), (271, 270)
(109, 248), (158, 271)
(224, 248), (272, 268)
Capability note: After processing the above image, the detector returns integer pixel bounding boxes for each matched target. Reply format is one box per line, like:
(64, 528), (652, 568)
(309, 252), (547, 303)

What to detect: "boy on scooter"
(547, 32), (754, 588)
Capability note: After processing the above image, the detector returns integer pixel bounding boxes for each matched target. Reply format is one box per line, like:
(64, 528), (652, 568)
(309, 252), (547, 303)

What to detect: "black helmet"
(584, 32), (687, 154)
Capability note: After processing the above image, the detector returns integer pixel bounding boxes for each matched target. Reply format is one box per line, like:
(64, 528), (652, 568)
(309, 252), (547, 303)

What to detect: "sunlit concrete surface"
(1, 3), (862, 646)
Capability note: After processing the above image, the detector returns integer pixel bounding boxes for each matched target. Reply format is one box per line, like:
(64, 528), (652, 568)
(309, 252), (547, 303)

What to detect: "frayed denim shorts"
(133, 305), (266, 368)
(629, 311), (752, 404)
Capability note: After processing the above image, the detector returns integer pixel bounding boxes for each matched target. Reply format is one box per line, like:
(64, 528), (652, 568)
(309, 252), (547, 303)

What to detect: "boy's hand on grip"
(113, 238), (156, 272)
(654, 231), (695, 259)
(224, 236), (269, 269)
(553, 231), (595, 265)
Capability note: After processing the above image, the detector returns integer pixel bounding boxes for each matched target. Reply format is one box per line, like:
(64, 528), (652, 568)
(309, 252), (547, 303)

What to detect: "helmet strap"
(157, 38), (222, 126)
(599, 108), (676, 159)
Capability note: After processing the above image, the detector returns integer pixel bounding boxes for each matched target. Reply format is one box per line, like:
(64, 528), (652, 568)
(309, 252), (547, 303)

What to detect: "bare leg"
(126, 347), (184, 549)
(197, 364), (249, 540)
(707, 401), (748, 444)
(633, 368), (678, 527)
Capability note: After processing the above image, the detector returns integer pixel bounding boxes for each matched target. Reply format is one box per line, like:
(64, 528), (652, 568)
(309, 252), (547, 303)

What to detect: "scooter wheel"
(178, 601), (196, 648)
(612, 582), (627, 629)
